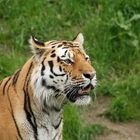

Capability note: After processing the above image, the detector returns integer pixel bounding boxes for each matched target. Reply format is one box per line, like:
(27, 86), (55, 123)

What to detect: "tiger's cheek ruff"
(31, 61), (69, 106)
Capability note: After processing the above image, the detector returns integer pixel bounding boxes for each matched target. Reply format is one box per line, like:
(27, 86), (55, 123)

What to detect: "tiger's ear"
(29, 36), (46, 57)
(73, 33), (84, 45)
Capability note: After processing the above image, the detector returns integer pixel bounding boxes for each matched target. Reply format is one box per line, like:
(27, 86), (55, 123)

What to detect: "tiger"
(0, 33), (96, 140)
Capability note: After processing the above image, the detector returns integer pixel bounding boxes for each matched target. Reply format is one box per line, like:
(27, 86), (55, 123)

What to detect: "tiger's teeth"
(78, 89), (82, 94)
(78, 84), (92, 95)
(78, 89), (89, 95)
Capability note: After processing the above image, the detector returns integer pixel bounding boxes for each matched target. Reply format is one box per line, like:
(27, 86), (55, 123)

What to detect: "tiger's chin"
(74, 95), (91, 105)
(66, 84), (94, 105)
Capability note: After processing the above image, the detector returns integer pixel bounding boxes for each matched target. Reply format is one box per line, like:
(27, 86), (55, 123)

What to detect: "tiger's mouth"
(66, 84), (94, 102)
(78, 84), (93, 95)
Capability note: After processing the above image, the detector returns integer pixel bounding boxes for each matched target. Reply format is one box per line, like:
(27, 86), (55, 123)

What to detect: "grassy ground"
(0, 0), (140, 139)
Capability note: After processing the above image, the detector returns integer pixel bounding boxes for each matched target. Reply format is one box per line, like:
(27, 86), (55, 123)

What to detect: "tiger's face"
(30, 33), (96, 106)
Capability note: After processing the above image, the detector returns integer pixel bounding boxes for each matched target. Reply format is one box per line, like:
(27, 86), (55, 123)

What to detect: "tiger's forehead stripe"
(45, 40), (80, 49)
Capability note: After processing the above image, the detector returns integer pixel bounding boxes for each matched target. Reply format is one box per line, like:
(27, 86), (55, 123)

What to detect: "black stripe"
(0, 80), (2, 85)
(51, 50), (55, 53)
(57, 44), (62, 48)
(52, 132), (59, 140)
(12, 69), (21, 86)
(59, 66), (62, 72)
(41, 58), (46, 76)
(16, 136), (20, 140)
(42, 108), (50, 115)
(23, 62), (38, 140)
(48, 61), (65, 76)
(6, 82), (11, 94)
(43, 100), (50, 114)
(52, 106), (61, 112)
(23, 62), (33, 87)
(46, 85), (60, 92)
(53, 118), (62, 129)
(65, 74), (69, 84)
(64, 50), (68, 55)
(41, 78), (60, 93)
(62, 41), (67, 45)
(50, 54), (56, 57)
(62, 47), (69, 49)
(55, 93), (62, 98)
(16, 134), (23, 140)
(7, 92), (23, 140)
(52, 46), (55, 48)
(12, 69), (21, 93)
(53, 81), (57, 84)
(57, 57), (60, 62)
(67, 42), (73, 46)
(42, 79), (46, 86)
(3, 77), (11, 95)
(24, 90), (38, 140)
(41, 124), (49, 132)
(42, 78), (60, 92)
(61, 55), (65, 57)
(49, 75), (54, 79)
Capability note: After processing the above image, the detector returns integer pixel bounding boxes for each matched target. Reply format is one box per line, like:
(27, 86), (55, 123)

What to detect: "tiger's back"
(0, 77), (18, 140)
(0, 59), (34, 140)
(0, 76), (20, 139)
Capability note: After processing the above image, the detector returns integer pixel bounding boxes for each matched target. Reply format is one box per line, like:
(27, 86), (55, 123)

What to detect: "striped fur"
(0, 33), (97, 140)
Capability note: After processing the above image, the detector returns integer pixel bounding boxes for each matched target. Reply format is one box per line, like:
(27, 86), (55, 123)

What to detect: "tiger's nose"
(83, 72), (96, 80)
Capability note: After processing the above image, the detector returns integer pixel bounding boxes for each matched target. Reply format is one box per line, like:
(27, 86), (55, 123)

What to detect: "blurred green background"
(0, 0), (140, 139)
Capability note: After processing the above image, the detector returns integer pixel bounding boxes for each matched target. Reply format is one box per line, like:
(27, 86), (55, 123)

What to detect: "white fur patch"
(74, 95), (91, 105)
(91, 74), (97, 88)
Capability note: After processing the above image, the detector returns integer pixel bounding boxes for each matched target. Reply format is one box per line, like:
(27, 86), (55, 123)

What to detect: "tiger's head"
(30, 33), (96, 106)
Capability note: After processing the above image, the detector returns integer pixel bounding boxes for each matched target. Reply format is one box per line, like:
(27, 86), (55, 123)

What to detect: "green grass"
(0, 0), (140, 139)
(63, 104), (106, 140)
(105, 95), (136, 122)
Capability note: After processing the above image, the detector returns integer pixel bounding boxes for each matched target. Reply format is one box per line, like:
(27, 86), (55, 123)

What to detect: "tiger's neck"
(15, 58), (64, 140)
(28, 60), (64, 140)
